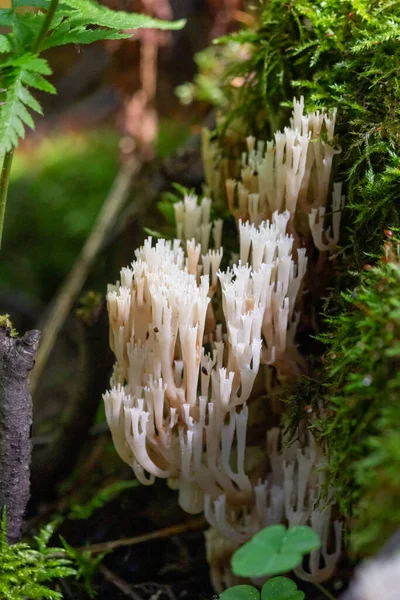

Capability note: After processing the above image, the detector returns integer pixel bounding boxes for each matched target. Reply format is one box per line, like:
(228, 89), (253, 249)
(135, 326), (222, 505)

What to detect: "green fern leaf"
(54, 0), (185, 30)
(43, 24), (131, 49)
(17, 84), (42, 113)
(20, 70), (56, 94)
(5, 54), (51, 75)
(0, 54), (52, 153)
(13, 0), (185, 30)
(0, 35), (12, 54)
(6, 11), (54, 50)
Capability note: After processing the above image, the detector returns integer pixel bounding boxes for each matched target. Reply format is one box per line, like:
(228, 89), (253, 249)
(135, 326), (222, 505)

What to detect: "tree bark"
(0, 325), (40, 543)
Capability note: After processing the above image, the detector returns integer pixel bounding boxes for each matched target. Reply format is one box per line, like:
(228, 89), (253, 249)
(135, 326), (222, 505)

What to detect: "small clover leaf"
(220, 585), (260, 600)
(231, 525), (321, 578)
(278, 526), (321, 554)
(261, 577), (305, 600)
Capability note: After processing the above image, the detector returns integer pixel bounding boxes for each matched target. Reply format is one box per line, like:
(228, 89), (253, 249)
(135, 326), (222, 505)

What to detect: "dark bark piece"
(0, 325), (40, 543)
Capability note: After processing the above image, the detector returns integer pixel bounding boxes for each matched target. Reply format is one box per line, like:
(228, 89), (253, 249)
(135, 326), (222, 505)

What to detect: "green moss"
(211, 0), (400, 265)
(281, 373), (323, 442)
(351, 405), (400, 554)
(76, 290), (103, 326)
(200, 2), (400, 553)
(319, 246), (400, 553)
(0, 512), (76, 600)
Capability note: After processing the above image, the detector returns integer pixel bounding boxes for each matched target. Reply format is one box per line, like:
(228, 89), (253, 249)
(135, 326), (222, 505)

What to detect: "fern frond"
(42, 22), (131, 49)
(0, 35), (12, 53)
(14, 0), (185, 30)
(21, 69), (56, 94)
(60, 0), (185, 30)
(4, 53), (50, 73)
(0, 0), (186, 154)
(0, 54), (55, 153)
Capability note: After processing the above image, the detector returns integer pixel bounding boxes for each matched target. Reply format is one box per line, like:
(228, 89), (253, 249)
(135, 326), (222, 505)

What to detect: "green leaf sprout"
(261, 577), (305, 600)
(220, 584), (261, 600)
(231, 525), (321, 578)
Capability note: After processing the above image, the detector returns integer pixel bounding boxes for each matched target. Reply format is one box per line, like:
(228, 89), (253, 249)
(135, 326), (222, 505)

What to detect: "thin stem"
(0, 150), (14, 250)
(313, 581), (337, 600)
(32, 0), (60, 53)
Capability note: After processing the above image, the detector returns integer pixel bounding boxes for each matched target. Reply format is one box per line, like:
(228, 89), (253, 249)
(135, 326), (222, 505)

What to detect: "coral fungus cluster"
(104, 99), (344, 590)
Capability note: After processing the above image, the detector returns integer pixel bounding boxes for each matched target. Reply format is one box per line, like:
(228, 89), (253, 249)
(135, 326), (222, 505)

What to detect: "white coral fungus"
(104, 96), (345, 592)
(104, 206), (306, 515)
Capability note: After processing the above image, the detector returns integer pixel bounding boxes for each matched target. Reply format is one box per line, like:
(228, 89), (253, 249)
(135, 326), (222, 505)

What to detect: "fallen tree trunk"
(0, 323), (40, 543)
